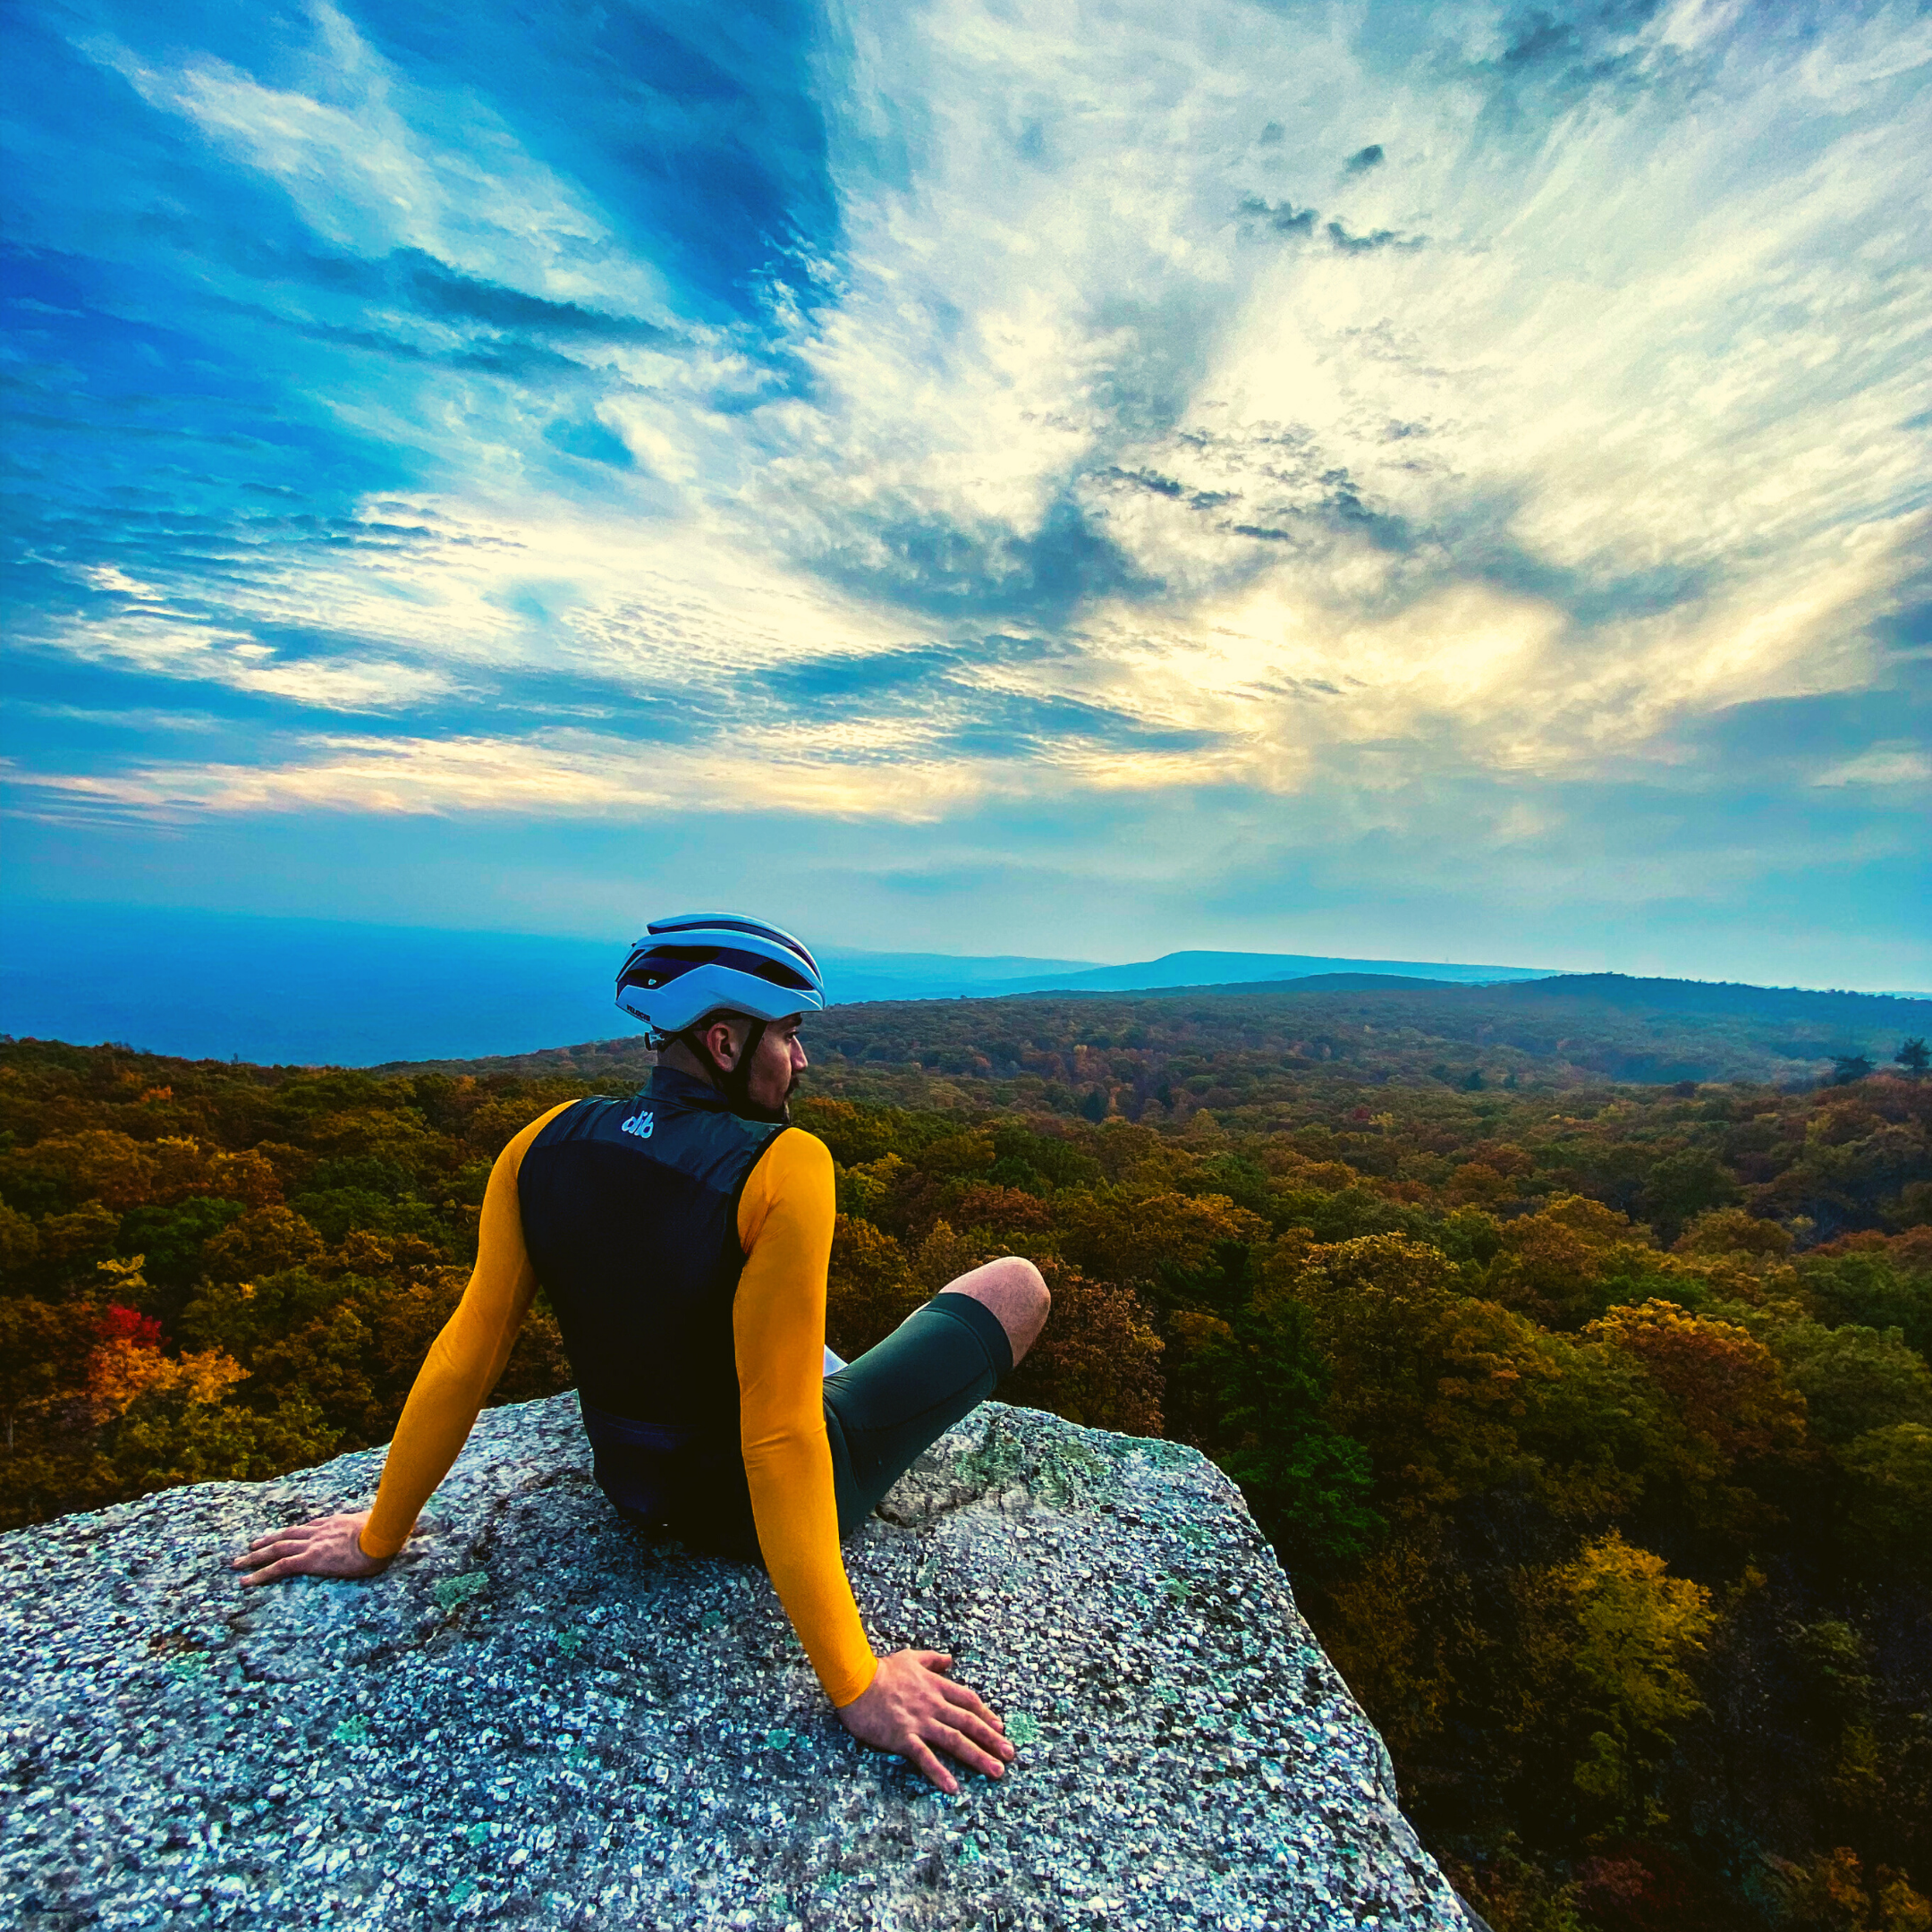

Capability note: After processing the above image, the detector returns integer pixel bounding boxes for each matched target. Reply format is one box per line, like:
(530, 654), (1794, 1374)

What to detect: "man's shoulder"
(763, 1126), (834, 1182)
(497, 1097), (594, 1171)
(527, 1095), (607, 1140)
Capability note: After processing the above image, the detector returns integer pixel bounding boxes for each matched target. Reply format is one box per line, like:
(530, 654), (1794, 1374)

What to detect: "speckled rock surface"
(1, 1395), (1478, 1929)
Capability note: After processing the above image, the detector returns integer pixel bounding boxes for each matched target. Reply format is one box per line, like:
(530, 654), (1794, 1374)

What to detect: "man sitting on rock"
(235, 912), (1048, 1794)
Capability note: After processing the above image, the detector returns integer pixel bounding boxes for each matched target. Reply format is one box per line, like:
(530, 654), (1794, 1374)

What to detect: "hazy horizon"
(4, 896), (1924, 1068)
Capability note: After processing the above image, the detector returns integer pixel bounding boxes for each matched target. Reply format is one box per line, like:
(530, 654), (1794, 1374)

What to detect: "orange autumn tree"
(1585, 1300), (1811, 1535)
(80, 1256), (244, 1411)
(1056, 1188), (1267, 1296)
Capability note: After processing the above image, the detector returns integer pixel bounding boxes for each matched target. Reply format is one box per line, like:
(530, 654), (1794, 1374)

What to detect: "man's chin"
(742, 1074), (800, 1123)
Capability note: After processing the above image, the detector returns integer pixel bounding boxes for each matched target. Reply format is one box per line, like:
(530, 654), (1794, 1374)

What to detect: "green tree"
(0, 1296), (97, 1452)
(1767, 1320), (1932, 1445)
(1279, 1235), (1554, 1512)
(111, 1384), (338, 1497)
(1186, 1292), (1381, 1566)
(1535, 1532), (1714, 1831)
(199, 1205), (326, 1284)
(1632, 1147), (1741, 1246)
(0, 1201), (39, 1276)
(1840, 1423), (1932, 1573)
(1799, 1252), (1932, 1362)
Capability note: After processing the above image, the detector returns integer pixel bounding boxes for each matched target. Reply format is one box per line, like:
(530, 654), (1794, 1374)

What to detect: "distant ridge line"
(1491, 972), (1932, 1014)
(962, 947), (1551, 996)
(843, 969), (1932, 1014)
(352, 962), (1927, 1084)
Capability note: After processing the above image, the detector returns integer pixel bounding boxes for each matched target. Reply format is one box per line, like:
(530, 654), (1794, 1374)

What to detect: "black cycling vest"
(516, 1064), (784, 1521)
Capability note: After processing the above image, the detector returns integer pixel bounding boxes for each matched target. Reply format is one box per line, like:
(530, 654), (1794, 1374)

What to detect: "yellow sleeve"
(359, 1101), (576, 1558)
(734, 1129), (878, 1707)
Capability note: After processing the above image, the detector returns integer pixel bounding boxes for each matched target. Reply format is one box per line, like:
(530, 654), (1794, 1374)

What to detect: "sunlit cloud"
(12, 728), (998, 823)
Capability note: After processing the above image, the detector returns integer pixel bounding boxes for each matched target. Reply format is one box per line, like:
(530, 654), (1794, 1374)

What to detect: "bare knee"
(943, 1254), (1049, 1367)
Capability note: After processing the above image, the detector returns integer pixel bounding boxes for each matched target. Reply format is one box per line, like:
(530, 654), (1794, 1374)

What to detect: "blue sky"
(3, 0), (1928, 991)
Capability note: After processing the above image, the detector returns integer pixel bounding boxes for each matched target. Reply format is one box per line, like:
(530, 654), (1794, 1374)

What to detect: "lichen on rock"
(1, 1395), (1479, 1928)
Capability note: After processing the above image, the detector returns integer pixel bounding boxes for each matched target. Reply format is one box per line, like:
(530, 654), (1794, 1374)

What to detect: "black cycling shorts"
(824, 1290), (1013, 1531)
(657, 1290), (1012, 1563)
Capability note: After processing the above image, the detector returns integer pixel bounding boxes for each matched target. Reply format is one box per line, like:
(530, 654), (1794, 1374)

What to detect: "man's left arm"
(733, 1130), (1011, 1792)
(733, 1131), (877, 1702)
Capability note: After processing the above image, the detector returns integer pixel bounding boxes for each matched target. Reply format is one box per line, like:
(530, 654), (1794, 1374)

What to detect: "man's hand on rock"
(836, 1649), (1015, 1794)
(233, 1513), (390, 1587)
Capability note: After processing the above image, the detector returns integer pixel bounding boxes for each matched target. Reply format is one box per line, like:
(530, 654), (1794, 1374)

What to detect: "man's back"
(518, 1070), (784, 1428)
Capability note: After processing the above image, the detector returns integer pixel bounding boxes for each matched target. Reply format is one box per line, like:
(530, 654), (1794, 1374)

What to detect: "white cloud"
(11, 728), (998, 823)
(1811, 744), (1932, 788)
(25, 607), (456, 714)
(29, 0), (1932, 828)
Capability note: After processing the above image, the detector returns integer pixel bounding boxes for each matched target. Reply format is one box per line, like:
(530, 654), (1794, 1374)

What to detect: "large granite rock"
(1, 1396), (1478, 1929)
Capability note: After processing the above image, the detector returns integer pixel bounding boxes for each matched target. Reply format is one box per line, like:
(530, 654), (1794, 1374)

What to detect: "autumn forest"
(2, 975), (1929, 1932)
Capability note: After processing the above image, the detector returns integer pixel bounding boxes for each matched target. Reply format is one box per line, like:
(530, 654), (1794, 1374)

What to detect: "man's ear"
(705, 1017), (741, 1068)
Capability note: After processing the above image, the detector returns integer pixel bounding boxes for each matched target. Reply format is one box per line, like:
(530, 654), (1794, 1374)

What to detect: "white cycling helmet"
(614, 912), (826, 1038)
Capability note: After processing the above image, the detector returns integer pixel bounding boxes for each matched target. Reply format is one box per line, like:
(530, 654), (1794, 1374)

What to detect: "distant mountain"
(1239, 973), (1462, 992)
(818, 948), (1101, 1003)
(869, 950), (1554, 999)
(1197, 971), (1930, 1030)
(377, 968), (1931, 1090)
(1492, 972), (1928, 1023)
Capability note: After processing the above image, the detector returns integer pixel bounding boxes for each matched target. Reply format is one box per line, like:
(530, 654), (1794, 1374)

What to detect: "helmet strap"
(678, 1015), (788, 1124)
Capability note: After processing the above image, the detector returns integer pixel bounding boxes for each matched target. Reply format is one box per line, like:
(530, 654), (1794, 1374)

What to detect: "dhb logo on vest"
(622, 1111), (655, 1140)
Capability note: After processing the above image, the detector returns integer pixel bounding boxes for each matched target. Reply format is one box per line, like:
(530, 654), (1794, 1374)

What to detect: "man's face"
(746, 1014), (808, 1113)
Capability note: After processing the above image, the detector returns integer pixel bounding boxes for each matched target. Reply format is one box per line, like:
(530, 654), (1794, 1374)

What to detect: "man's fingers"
(241, 1524), (321, 1557)
(238, 1556), (305, 1588)
(943, 1708), (1013, 1761)
(923, 1719), (1005, 1780)
(905, 1740), (959, 1795)
(233, 1537), (306, 1570)
(913, 1651), (953, 1674)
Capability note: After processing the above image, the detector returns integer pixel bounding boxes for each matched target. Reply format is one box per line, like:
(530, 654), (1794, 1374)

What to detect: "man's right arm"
(234, 1101), (572, 1584)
